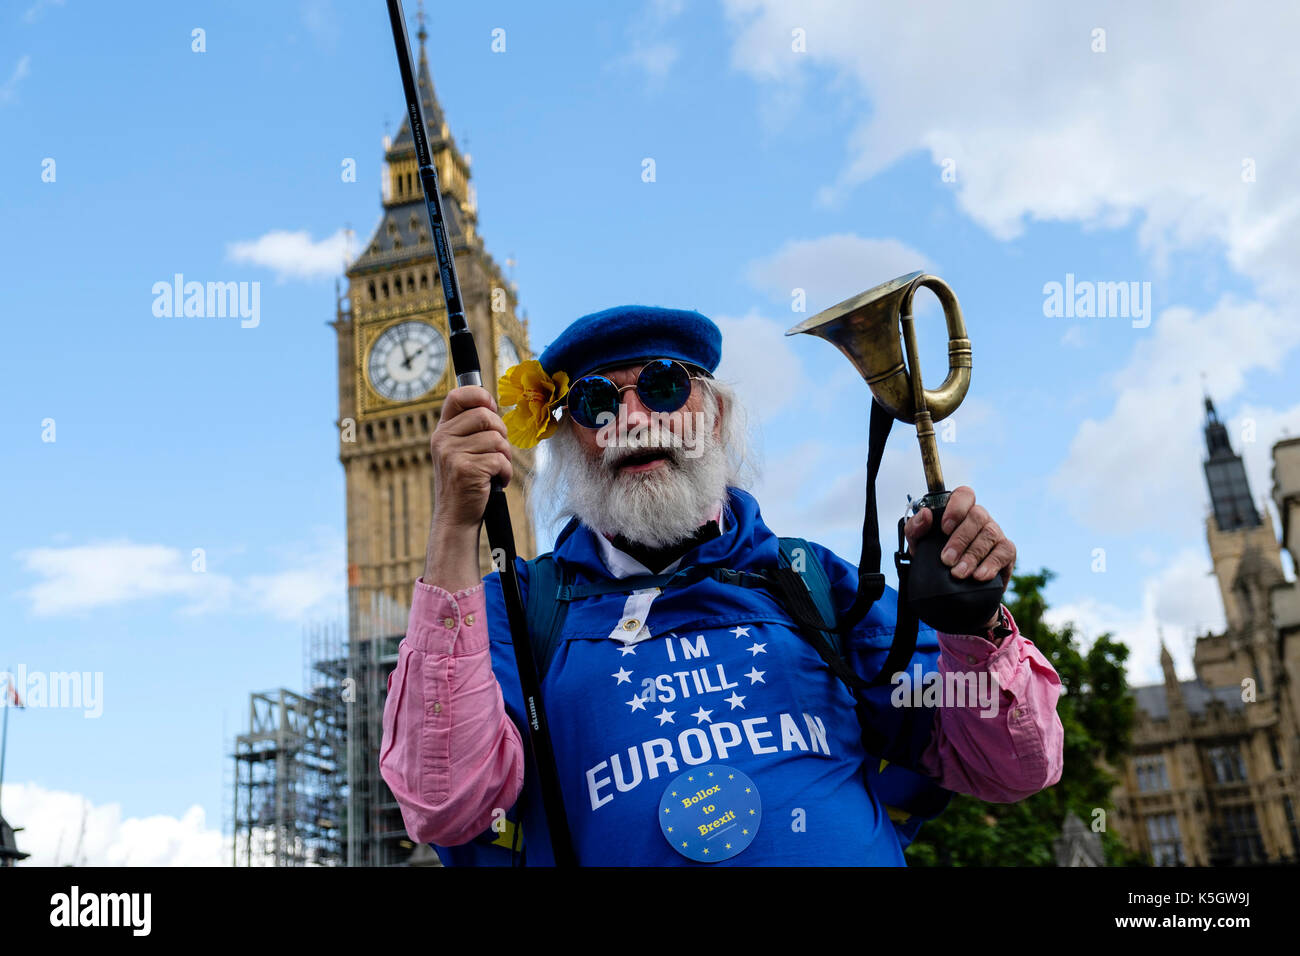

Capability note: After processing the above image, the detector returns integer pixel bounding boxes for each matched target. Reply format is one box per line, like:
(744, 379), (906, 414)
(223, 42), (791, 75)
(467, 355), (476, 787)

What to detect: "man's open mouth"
(613, 448), (675, 472)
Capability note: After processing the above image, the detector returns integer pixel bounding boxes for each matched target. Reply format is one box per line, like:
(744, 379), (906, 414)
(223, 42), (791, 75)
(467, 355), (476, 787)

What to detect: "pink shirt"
(380, 578), (1065, 849)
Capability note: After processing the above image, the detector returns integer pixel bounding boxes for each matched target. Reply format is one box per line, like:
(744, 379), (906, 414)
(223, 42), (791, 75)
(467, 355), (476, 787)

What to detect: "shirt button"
(623, 619), (640, 631)
(465, 614), (475, 626)
(443, 616), (455, 628)
(434, 701), (442, 714)
(966, 654), (978, 665)
(1014, 708), (1024, 718)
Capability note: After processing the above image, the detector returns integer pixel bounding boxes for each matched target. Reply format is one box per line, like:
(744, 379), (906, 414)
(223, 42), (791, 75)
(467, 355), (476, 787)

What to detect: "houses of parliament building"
(1111, 400), (1300, 865)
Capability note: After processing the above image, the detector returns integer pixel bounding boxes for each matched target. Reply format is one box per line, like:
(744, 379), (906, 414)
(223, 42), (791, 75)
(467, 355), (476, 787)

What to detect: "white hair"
(530, 376), (759, 546)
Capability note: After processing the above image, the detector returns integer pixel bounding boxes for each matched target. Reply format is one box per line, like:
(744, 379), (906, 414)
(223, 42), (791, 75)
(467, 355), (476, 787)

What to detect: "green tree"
(905, 569), (1147, 866)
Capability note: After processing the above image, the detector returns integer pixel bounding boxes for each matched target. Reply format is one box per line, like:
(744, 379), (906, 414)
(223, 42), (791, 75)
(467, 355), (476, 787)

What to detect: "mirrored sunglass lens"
(569, 376), (617, 427)
(638, 360), (690, 412)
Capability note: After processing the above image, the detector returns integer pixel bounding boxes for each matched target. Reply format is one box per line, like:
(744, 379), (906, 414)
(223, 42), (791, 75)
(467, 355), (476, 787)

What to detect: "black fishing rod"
(385, 0), (576, 867)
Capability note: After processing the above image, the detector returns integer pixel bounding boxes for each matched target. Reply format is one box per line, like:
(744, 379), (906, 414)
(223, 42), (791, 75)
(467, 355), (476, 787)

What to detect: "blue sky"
(2, 0), (1298, 864)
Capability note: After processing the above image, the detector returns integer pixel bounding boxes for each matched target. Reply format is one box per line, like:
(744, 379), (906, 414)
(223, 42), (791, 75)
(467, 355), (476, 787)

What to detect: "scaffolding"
(230, 591), (439, 866)
(231, 621), (347, 866)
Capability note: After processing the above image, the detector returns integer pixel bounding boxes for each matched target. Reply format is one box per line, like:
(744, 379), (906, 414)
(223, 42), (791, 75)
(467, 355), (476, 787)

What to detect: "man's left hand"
(903, 485), (1016, 629)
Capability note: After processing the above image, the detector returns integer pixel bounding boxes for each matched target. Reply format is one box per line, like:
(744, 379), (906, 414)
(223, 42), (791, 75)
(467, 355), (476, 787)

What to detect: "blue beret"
(539, 305), (722, 381)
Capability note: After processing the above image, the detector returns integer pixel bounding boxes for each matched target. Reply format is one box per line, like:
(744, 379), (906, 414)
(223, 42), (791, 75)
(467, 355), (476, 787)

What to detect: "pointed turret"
(1203, 395), (1261, 532)
(352, 0), (479, 274)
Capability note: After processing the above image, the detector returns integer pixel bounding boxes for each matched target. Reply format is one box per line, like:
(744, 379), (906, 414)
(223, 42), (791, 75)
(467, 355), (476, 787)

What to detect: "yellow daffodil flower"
(497, 359), (569, 448)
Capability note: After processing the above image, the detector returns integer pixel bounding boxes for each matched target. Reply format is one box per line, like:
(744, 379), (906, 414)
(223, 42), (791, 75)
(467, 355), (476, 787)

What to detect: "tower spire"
(1202, 393), (1260, 531)
(416, 0), (427, 50)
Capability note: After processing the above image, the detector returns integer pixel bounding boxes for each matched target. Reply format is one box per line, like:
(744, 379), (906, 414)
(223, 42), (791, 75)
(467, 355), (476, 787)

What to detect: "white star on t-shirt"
(611, 667), (633, 685)
(618, 644), (638, 656)
(655, 708), (676, 726)
(745, 667), (766, 685)
(627, 694), (647, 713)
(730, 626), (750, 639)
(691, 706), (713, 724)
(746, 642), (767, 656)
(725, 691), (746, 710)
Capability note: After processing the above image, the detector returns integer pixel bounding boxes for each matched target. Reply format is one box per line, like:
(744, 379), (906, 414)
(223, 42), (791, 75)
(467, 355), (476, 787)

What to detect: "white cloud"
(299, 0), (340, 52)
(243, 532), (346, 621)
(3, 782), (226, 866)
(15, 534), (345, 622)
(724, 1), (1300, 298)
(713, 311), (811, 425)
(22, 0), (64, 24)
(612, 0), (687, 81)
(1227, 400), (1300, 526)
(745, 234), (937, 315)
(226, 229), (352, 281)
(1048, 296), (1300, 535)
(1046, 546), (1226, 685)
(16, 541), (230, 617)
(0, 55), (31, 104)
(1060, 324), (1086, 349)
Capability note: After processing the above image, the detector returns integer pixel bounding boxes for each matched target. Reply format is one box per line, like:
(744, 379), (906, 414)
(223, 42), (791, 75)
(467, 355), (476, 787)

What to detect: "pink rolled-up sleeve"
(378, 578), (525, 846)
(917, 606), (1065, 802)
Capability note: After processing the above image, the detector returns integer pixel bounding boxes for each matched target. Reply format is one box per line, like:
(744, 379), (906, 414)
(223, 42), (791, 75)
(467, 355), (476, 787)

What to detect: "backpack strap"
(523, 553), (568, 682)
(777, 537), (841, 657)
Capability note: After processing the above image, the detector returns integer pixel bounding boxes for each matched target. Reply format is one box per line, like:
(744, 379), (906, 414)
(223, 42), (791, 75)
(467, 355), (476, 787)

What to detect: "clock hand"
(399, 340), (414, 369)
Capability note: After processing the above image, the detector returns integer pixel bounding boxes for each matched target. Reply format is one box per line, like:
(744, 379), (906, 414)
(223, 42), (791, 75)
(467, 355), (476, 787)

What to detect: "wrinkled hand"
(903, 485), (1015, 629)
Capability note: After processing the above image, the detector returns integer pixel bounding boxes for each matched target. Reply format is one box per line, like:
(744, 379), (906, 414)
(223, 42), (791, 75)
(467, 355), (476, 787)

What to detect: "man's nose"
(620, 386), (653, 427)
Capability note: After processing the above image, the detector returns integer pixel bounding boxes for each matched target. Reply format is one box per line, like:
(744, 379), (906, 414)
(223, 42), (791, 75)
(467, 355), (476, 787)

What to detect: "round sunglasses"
(565, 359), (709, 428)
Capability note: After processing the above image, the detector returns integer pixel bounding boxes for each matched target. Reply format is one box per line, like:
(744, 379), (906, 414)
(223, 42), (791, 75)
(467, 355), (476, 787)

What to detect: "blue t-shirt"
(444, 487), (950, 866)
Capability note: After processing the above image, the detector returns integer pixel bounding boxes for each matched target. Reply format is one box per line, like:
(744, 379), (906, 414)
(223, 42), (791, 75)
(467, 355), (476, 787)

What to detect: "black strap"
(837, 398), (894, 634)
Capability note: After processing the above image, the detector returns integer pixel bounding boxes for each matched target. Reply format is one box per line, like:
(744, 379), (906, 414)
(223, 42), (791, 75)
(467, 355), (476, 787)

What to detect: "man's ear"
(711, 390), (725, 441)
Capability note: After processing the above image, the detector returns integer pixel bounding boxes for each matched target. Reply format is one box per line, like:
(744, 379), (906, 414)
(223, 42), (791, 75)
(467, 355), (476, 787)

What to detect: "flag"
(5, 680), (22, 709)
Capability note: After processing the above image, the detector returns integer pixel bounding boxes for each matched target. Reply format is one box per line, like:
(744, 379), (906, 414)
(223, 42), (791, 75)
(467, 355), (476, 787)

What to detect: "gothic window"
(420, 272), (429, 289)
(368, 280), (376, 302)
(407, 273), (415, 293)
(388, 479), (397, 561)
(1218, 806), (1265, 864)
(1285, 797), (1300, 861)
(1208, 744), (1248, 784)
(401, 477), (410, 558)
(1145, 814), (1185, 867)
(1135, 755), (1170, 792)
(1270, 735), (1284, 772)
(382, 280), (389, 298)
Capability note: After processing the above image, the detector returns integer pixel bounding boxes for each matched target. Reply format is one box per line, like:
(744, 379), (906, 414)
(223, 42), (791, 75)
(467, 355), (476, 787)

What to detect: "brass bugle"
(786, 271), (972, 495)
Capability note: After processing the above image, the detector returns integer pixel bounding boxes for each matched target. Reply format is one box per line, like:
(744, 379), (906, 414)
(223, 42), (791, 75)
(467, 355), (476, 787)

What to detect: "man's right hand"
(424, 385), (513, 589)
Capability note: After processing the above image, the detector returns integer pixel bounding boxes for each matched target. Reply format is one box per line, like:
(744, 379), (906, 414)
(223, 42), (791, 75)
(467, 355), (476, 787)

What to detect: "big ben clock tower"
(335, 17), (536, 621)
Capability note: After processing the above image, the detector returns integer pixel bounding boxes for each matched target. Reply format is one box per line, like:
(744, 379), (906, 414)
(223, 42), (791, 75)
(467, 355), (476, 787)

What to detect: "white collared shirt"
(594, 501), (726, 645)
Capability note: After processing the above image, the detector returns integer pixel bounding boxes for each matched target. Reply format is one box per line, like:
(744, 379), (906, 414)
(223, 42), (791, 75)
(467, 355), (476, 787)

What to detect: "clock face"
(367, 321), (448, 402)
(497, 334), (521, 376)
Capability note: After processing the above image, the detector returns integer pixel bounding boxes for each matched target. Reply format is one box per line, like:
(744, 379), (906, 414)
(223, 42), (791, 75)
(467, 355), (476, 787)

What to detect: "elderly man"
(380, 305), (1064, 866)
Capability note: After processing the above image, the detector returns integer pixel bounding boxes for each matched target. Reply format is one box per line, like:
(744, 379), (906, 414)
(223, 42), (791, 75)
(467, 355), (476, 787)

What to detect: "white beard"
(553, 413), (730, 549)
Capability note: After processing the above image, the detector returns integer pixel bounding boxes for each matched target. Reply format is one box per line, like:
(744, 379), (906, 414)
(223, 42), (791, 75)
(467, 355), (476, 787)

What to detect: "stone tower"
(1198, 396), (1286, 689)
(334, 15), (536, 616)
